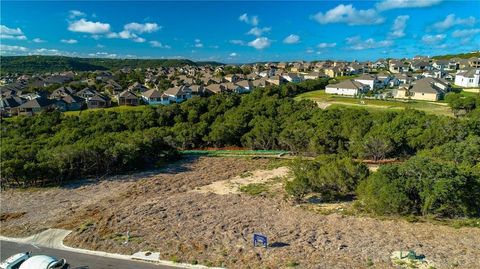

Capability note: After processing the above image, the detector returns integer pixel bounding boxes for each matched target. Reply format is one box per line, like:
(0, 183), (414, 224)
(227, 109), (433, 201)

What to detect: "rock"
(338, 244), (348, 250)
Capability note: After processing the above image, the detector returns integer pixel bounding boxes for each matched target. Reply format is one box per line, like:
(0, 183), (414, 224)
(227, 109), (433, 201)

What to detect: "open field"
(1, 157), (479, 268)
(64, 105), (151, 116)
(295, 90), (454, 116)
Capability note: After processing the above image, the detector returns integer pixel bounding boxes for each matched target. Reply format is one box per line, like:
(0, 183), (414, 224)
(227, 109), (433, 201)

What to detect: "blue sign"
(253, 233), (268, 248)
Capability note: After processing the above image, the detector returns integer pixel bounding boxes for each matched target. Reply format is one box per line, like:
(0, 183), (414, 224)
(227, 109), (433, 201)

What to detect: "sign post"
(253, 233), (268, 248)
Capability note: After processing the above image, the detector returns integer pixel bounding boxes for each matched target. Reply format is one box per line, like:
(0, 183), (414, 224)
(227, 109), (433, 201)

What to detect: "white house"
(354, 74), (379, 90)
(141, 89), (170, 105)
(325, 79), (368, 96)
(164, 85), (192, 103)
(454, 69), (480, 88)
(282, 73), (303, 83)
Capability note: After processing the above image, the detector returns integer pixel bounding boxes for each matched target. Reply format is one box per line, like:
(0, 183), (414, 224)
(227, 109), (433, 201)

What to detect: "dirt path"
(192, 167), (288, 195)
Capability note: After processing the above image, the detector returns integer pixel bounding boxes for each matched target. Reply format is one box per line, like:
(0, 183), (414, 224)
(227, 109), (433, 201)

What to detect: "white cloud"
(108, 22), (160, 42)
(0, 25), (23, 35)
(312, 4), (384, 26)
(389, 15), (409, 39)
(452, 28), (480, 38)
(1, 34), (27, 40)
(376, 0), (442, 11)
(149, 41), (171, 48)
(248, 37), (271, 50)
(193, 39), (203, 48)
(32, 38), (46, 43)
(0, 44), (28, 52)
(247, 27), (271, 37)
(88, 52), (117, 58)
(230, 39), (245, 45)
(68, 18), (111, 34)
(133, 37), (146, 43)
(421, 34), (446, 44)
(61, 39), (78, 44)
(34, 48), (61, 55)
(317, 42), (337, 48)
(229, 52), (238, 57)
(432, 14), (476, 31)
(346, 36), (393, 50)
(124, 22), (160, 33)
(306, 48), (314, 54)
(69, 10), (86, 19)
(283, 34), (300, 44)
(0, 25), (27, 40)
(239, 13), (259, 26)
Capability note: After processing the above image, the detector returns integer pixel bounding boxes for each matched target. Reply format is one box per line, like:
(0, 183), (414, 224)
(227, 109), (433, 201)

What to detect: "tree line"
(1, 79), (479, 218)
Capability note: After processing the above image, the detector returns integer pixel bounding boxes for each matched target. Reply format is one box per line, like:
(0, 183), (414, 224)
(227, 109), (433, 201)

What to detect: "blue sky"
(1, 1), (479, 63)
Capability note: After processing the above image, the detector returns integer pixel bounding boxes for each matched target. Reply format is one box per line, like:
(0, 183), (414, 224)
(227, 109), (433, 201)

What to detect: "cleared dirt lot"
(1, 157), (479, 268)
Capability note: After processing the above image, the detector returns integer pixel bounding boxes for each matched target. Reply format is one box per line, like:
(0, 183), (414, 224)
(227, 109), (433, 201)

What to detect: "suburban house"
(325, 79), (368, 96)
(408, 77), (450, 101)
(205, 84), (226, 94)
(324, 66), (345, 77)
(104, 80), (123, 95)
(86, 94), (111, 109)
(224, 74), (239, 82)
(190, 85), (206, 95)
(128, 82), (149, 92)
(0, 96), (24, 117)
(303, 72), (322, 80)
(164, 85), (192, 103)
(50, 86), (75, 99)
(266, 75), (286, 86)
(235, 80), (254, 93)
(282, 73), (303, 83)
(60, 95), (84, 111)
(117, 90), (139, 106)
(77, 87), (98, 99)
(354, 74), (379, 90)
(454, 69), (480, 87)
(393, 85), (410, 99)
(468, 57), (480, 68)
(141, 89), (170, 105)
(410, 60), (432, 72)
(389, 61), (408, 73)
(251, 78), (268, 88)
(15, 97), (56, 116)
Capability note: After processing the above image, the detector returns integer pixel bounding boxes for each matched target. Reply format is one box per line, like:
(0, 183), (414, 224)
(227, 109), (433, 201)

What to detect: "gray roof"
(164, 85), (191, 96)
(456, 69), (480, 78)
(410, 77), (447, 94)
(18, 97), (54, 109)
(142, 89), (163, 98)
(327, 79), (366, 90)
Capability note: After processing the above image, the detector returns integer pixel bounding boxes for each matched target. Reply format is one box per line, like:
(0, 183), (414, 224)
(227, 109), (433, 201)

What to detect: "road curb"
(1, 230), (223, 269)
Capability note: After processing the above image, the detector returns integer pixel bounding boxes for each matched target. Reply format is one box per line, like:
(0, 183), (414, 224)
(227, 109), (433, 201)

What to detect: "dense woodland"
(0, 56), (222, 75)
(2, 78), (480, 218)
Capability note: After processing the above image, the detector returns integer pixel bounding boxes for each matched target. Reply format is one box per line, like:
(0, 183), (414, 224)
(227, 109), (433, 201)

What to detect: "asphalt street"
(0, 240), (179, 269)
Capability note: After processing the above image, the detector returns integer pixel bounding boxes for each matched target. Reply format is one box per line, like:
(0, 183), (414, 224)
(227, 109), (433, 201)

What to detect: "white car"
(0, 252), (68, 269)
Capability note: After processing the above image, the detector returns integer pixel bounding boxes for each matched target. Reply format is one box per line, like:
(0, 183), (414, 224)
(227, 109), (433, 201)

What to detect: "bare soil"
(1, 157), (479, 269)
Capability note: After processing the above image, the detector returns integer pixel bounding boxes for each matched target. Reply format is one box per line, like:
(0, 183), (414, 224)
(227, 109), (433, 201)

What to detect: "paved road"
(0, 241), (178, 269)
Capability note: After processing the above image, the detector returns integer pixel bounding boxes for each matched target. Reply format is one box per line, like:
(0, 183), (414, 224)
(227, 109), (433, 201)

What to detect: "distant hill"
(0, 55), (223, 75)
(432, 51), (480, 60)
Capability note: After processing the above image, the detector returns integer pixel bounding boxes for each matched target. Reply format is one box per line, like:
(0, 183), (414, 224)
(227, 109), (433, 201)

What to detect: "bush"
(285, 156), (369, 202)
(357, 156), (480, 217)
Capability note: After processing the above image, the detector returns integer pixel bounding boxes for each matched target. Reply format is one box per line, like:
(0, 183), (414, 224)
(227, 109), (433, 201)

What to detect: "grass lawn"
(295, 90), (454, 116)
(64, 105), (152, 116)
(180, 149), (288, 157)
